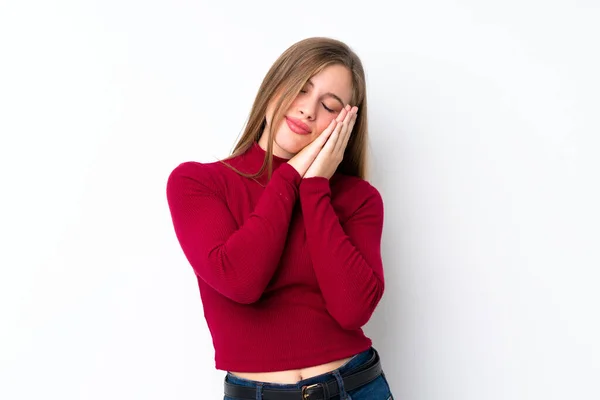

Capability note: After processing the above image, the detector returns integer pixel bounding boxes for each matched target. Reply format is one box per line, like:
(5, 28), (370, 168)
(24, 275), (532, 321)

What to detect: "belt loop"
(255, 382), (263, 400)
(322, 381), (331, 399)
(332, 370), (348, 400)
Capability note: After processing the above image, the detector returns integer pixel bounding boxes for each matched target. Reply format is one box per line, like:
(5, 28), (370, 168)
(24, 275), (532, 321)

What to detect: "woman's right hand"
(287, 117), (341, 177)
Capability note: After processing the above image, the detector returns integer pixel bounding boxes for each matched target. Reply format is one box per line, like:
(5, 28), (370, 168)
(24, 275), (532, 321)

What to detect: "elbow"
(197, 274), (265, 304)
(225, 286), (264, 304)
(335, 313), (371, 331)
(189, 253), (267, 305)
(189, 268), (266, 304)
(330, 284), (385, 330)
(332, 299), (380, 330)
(200, 270), (265, 304)
(327, 303), (375, 330)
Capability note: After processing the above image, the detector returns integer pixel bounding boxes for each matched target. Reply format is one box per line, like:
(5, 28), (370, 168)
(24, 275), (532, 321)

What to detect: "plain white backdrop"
(1, 1), (599, 399)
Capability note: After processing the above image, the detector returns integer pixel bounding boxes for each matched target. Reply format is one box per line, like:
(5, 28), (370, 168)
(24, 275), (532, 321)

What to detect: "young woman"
(167, 37), (394, 400)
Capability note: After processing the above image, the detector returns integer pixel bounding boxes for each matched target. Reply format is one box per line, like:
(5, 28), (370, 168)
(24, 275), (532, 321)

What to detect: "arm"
(166, 162), (301, 304)
(299, 177), (385, 330)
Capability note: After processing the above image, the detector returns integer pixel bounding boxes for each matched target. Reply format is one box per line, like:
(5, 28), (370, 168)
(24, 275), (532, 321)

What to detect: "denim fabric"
(224, 347), (394, 400)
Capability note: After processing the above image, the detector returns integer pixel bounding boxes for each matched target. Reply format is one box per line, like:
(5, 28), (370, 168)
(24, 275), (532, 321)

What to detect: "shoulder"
(168, 160), (222, 184)
(166, 157), (243, 197)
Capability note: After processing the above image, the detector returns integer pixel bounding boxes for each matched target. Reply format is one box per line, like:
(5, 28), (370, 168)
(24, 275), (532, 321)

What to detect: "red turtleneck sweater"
(166, 142), (385, 372)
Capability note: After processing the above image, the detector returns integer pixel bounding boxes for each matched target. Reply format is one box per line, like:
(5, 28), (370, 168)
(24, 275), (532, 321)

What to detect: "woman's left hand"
(304, 104), (358, 179)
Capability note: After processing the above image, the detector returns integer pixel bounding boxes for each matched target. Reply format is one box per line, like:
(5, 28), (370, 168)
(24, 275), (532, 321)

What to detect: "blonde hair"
(223, 37), (369, 181)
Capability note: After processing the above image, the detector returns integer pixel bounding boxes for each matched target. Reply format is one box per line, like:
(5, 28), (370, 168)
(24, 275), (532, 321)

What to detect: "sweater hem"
(214, 341), (373, 372)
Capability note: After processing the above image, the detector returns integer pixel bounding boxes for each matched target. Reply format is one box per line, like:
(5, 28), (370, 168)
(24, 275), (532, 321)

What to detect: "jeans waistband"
(225, 346), (376, 390)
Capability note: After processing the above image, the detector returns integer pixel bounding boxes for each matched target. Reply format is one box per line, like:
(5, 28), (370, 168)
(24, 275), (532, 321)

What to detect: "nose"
(298, 99), (316, 121)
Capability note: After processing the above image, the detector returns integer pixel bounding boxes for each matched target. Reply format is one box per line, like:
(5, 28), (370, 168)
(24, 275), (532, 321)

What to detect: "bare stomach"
(228, 355), (355, 384)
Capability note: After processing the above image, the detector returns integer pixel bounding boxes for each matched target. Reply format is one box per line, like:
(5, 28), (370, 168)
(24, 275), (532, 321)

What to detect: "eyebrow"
(306, 80), (346, 107)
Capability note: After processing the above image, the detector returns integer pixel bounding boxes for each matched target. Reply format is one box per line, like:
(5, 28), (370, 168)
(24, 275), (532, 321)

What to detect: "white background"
(1, 1), (599, 399)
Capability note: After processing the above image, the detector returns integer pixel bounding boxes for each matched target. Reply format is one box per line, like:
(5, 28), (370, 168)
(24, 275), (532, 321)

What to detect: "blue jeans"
(224, 347), (394, 400)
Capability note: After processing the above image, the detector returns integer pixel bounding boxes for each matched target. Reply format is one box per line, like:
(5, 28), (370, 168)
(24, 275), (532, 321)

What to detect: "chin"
(274, 130), (311, 157)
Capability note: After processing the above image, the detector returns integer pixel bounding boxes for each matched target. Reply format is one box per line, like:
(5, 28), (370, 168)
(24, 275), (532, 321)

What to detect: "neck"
(257, 131), (293, 160)
(241, 141), (288, 176)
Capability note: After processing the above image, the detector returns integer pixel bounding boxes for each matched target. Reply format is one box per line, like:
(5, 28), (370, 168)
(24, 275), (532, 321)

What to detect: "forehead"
(309, 64), (353, 104)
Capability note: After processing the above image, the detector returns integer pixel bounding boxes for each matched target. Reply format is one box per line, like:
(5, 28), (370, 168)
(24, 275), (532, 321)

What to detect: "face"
(259, 64), (354, 159)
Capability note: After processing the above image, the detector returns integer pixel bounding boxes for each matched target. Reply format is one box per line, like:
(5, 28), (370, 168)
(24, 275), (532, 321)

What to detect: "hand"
(304, 104), (358, 179)
(287, 116), (340, 178)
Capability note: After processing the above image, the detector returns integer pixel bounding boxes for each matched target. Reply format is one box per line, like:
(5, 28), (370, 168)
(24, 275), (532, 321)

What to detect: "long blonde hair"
(223, 37), (369, 181)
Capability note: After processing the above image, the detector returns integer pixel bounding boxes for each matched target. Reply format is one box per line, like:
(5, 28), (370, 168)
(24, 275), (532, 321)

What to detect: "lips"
(285, 116), (312, 135)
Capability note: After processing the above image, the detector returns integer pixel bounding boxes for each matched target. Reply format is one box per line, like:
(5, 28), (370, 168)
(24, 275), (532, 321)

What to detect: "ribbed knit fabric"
(166, 142), (385, 372)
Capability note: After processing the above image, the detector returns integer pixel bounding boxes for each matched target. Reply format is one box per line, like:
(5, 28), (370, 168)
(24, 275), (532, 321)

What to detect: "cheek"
(265, 105), (275, 125)
(316, 116), (337, 135)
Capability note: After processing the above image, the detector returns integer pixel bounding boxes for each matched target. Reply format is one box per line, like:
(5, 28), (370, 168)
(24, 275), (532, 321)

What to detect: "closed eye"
(298, 90), (336, 114)
(322, 103), (334, 113)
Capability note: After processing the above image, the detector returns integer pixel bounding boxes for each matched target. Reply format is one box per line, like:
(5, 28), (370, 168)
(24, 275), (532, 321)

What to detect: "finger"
(336, 107), (349, 123)
(318, 107), (349, 151)
(333, 105), (353, 143)
(344, 110), (358, 146)
(340, 105), (354, 125)
(333, 116), (349, 154)
(297, 119), (337, 161)
(335, 108), (357, 154)
(312, 118), (338, 148)
(331, 106), (353, 153)
(323, 115), (344, 153)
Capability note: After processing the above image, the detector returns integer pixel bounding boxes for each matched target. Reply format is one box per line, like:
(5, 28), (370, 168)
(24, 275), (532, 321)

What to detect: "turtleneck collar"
(234, 141), (290, 183)
(244, 141), (289, 169)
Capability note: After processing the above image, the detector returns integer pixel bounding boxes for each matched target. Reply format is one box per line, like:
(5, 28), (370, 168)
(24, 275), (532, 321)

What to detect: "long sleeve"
(166, 162), (301, 304)
(299, 177), (385, 330)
